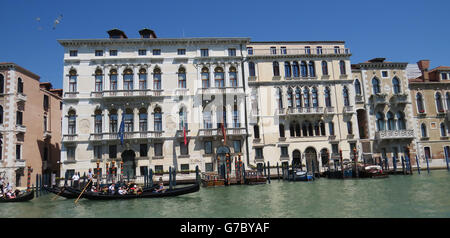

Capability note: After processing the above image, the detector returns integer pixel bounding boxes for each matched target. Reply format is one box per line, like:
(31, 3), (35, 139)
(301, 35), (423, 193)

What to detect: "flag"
(118, 114), (125, 145)
(183, 119), (187, 146)
(221, 117), (226, 145)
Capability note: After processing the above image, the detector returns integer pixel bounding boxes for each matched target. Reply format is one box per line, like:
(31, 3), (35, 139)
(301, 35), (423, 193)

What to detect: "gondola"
(286, 170), (314, 181)
(71, 183), (200, 200)
(44, 186), (79, 199)
(0, 190), (34, 203)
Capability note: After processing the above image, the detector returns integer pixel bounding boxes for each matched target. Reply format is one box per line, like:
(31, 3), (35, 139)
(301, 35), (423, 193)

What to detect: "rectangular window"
(201, 49), (209, 57)
(270, 47), (277, 55)
(95, 50), (103, 56)
(442, 73), (448, 80)
(155, 165), (163, 173)
(332, 144), (339, 154)
(66, 169), (75, 178)
(305, 46), (311, 54)
(247, 47), (253, 55)
(16, 111), (23, 125)
(255, 148), (263, 158)
(16, 144), (21, 160)
(69, 50), (78, 57)
(180, 142), (189, 155)
(177, 49), (186, 55)
(43, 95), (49, 110)
(316, 46), (323, 54)
(138, 49), (147, 56)
(109, 145), (117, 159)
(94, 145), (102, 159)
(154, 143), (163, 156)
(140, 166), (148, 176)
(334, 46), (340, 54)
(140, 144), (148, 157)
(204, 141), (212, 154)
(424, 147), (431, 159)
(67, 147), (75, 161)
(110, 50), (117, 56)
(205, 163), (213, 172)
(153, 49), (161, 55)
(181, 164), (189, 172)
(382, 71), (388, 78)
(228, 48), (236, 56)
(233, 140), (241, 153)
(280, 47), (287, 55)
(281, 146), (288, 157)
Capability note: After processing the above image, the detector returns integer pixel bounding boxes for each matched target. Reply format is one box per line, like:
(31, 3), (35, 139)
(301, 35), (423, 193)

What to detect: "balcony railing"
(390, 93), (409, 105)
(62, 134), (77, 142)
(375, 130), (414, 140)
(17, 93), (27, 102)
(102, 89), (163, 98)
(198, 128), (246, 137)
(16, 124), (27, 133)
(249, 48), (351, 56)
(370, 93), (388, 106)
(343, 106), (354, 114)
(325, 107), (335, 114)
(226, 128), (247, 136)
(198, 87), (244, 95)
(286, 107), (324, 115)
(198, 128), (220, 137)
(355, 95), (364, 103)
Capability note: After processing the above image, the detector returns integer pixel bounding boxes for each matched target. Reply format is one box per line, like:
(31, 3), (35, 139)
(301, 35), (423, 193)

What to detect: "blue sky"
(0, 0), (448, 89)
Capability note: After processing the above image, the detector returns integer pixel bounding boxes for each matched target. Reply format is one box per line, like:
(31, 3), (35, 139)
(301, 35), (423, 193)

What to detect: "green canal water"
(1, 170), (449, 218)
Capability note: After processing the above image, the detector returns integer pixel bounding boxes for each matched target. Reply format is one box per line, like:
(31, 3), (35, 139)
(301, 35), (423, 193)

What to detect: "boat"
(244, 171), (267, 185)
(287, 170), (313, 181)
(0, 190), (34, 203)
(44, 186), (79, 199)
(359, 165), (389, 179)
(68, 183), (200, 200)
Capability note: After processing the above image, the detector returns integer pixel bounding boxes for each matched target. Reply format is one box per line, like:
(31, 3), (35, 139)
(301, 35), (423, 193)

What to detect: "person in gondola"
(108, 183), (116, 195)
(90, 185), (97, 193)
(118, 186), (127, 195)
(6, 189), (16, 199)
(0, 177), (4, 196)
(101, 186), (108, 194)
(72, 173), (80, 189)
(87, 169), (94, 190)
(14, 189), (20, 197)
(154, 181), (165, 193)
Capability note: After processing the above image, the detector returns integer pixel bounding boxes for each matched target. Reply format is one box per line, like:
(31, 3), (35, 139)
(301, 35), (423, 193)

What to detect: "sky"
(0, 0), (449, 89)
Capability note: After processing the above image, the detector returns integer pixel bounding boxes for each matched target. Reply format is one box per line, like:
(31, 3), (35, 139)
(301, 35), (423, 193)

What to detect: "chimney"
(417, 60), (430, 81)
(139, 28), (157, 39)
(107, 29), (128, 39)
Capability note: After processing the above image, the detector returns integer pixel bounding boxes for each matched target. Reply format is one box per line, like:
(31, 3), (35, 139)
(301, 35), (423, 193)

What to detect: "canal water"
(1, 170), (449, 218)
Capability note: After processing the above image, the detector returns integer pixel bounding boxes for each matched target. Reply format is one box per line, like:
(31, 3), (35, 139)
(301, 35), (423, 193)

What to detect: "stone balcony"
(343, 106), (355, 114)
(284, 107), (325, 116)
(16, 124), (27, 133)
(90, 131), (165, 141)
(17, 93), (27, 102)
(249, 48), (351, 57)
(197, 87), (245, 96)
(390, 93), (409, 105)
(370, 93), (388, 106)
(102, 89), (163, 99)
(355, 95), (364, 103)
(198, 127), (247, 137)
(375, 129), (415, 141)
(62, 134), (78, 142)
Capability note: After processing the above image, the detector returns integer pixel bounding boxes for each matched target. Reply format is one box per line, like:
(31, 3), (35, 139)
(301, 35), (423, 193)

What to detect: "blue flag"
(118, 114), (125, 145)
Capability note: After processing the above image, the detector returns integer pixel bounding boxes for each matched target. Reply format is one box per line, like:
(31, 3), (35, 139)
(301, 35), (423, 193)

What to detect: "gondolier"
(72, 173), (80, 189)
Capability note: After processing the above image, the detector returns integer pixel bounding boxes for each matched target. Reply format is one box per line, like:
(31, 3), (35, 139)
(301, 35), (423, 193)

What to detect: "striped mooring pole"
(120, 161), (124, 183)
(106, 162), (109, 183)
(111, 160), (116, 183)
(96, 160), (100, 190)
(226, 154), (231, 185)
(26, 166), (32, 192)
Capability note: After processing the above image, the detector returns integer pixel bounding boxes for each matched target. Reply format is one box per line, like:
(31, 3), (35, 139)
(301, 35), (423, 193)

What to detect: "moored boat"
(0, 190), (34, 203)
(44, 186), (79, 199)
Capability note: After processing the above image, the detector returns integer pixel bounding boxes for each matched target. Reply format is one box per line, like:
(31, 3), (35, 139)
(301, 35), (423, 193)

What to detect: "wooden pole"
(267, 161), (271, 183)
(416, 155), (421, 174)
(149, 168), (153, 187)
(26, 166), (31, 192)
(425, 154), (430, 174)
(354, 148), (359, 178)
(173, 167), (177, 186)
(169, 167), (173, 190)
(111, 160), (116, 184)
(106, 162), (109, 183)
(74, 179), (92, 204)
(96, 160), (100, 190)
(120, 161), (124, 183)
(277, 162), (280, 180)
(35, 174), (39, 198)
(196, 165), (200, 184)
(407, 155), (413, 175)
(401, 156), (406, 175)
(339, 150), (344, 179)
(393, 156), (397, 172)
(445, 149), (450, 172)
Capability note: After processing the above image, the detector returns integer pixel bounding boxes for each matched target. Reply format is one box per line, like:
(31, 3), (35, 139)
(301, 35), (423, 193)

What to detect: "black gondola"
(0, 190), (34, 203)
(44, 186), (79, 199)
(70, 183), (200, 200)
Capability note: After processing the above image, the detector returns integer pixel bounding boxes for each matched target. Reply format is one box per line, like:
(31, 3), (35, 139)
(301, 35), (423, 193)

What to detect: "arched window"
(68, 110), (76, 134)
(214, 67), (225, 88)
(396, 112), (406, 130)
(321, 61), (328, 76)
(343, 86), (350, 106)
(0, 106), (3, 124)
(154, 107), (162, 131)
(233, 98), (239, 128)
(177, 67), (186, 89)
(303, 87), (310, 108)
(312, 87), (318, 108)
(320, 121), (326, 136)
(300, 61), (308, 77)
(295, 87), (302, 108)
(229, 66), (238, 87)
(273, 62), (280, 77)
(446, 92), (450, 111)
(392, 77), (401, 94)
(279, 124), (285, 138)
(123, 69), (133, 90)
(0, 74), (4, 93)
(109, 69), (118, 91)
(124, 108), (134, 132)
(295, 121), (301, 137)
(372, 77), (381, 94)
(109, 109), (118, 133)
(440, 123), (447, 137)
(139, 68), (147, 90)
(203, 111), (212, 129)
(94, 109), (102, 133)
(201, 67), (210, 88)
(421, 123), (427, 137)
(179, 107), (187, 130)
(308, 61), (315, 77)
(301, 122), (307, 137)
(277, 87), (283, 109)
(289, 122), (295, 137)
(387, 111), (396, 130)
(328, 122), (335, 136)
(339, 60), (346, 75)
(314, 122), (320, 136)
(139, 108), (148, 132)
(376, 112), (385, 131)
(93, 69), (103, 92)
(416, 93), (425, 113)
(287, 88), (293, 108)
(284, 62), (291, 78)
(249, 62), (256, 77)
(354, 79), (361, 95)
(254, 125), (260, 139)
(436, 92), (444, 112)
(292, 61), (299, 77)
(69, 70), (77, 92)
(153, 67), (161, 90)
(347, 121), (353, 134)
(17, 77), (24, 94)
(324, 87), (332, 107)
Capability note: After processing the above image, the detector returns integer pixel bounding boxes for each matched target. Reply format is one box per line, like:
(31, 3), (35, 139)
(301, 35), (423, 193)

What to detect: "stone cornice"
(247, 54), (351, 60)
(248, 79), (353, 87)
(58, 37), (251, 47)
(355, 62), (408, 69)
(0, 63), (40, 80)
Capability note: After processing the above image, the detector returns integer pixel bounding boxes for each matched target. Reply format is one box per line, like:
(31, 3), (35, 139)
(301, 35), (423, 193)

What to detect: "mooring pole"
(196, 165), (200, 184)
(445, 149), (450, 172)
(339, 150), (344, 179)
(416, 155), (421, 174)
(407, 155), (413, 175)
(169, 167), (173, 189)
(267, 161), (271, 183)
(173, 168), (177, 187)
(401, 156), (406, 175)
(35, 174), (39, 198)
(354, 148), (359, 178)
(425, 155), (430, 174)
(276, 162), (280, 180)
(226, 154), (231, 185)
(393, 156), (397, 173)
(149, 168), (153, 187)
(111, 160), (116, 184)
(26, 166), (32, 192)
(106, 162), (109, 183)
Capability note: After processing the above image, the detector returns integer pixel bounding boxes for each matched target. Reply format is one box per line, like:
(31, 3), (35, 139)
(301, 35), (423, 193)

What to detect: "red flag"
(183, 122), (187, 146)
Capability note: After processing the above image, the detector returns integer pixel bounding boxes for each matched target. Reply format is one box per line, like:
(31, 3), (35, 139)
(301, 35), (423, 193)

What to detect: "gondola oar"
(74, 179), (92, 204)
(51, 188), (65, 200)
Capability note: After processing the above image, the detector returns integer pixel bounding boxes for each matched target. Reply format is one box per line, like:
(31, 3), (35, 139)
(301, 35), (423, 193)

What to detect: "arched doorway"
(305, 147), (318, 173)
(121, 150), (136, 178)
(292, 150), (302, 170)
(216, 146), (231, 179)
(357, 109), (368, 139)
(320, 148), (329, 166)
